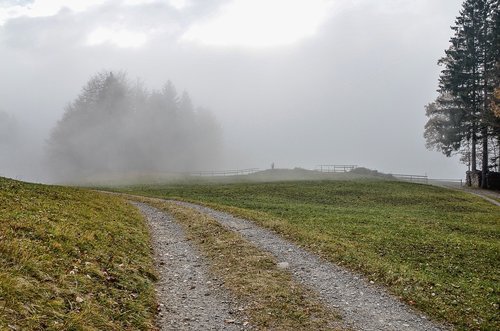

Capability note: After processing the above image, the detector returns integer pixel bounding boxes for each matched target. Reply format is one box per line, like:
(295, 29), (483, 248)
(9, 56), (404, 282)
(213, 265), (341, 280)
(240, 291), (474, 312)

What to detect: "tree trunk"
(481, 127), (488, 188)
(480, 1), (490, 189)
(498, 136), (500, 172)
(472, 126), (477, 172)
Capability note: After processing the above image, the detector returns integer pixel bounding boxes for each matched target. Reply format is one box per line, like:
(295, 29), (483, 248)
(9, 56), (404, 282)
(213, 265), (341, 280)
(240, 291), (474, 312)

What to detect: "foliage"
(47, 71), (221, 182)
(424, 93), (468, 157)
(425, 0), (499, 182)
(494, 87), (500, 118)
(0, 177), (157, 330)
(121, 180), (500, 330)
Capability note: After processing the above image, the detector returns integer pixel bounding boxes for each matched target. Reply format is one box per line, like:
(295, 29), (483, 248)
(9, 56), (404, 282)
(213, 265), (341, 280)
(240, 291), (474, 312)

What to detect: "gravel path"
(428, 182), (500, 207)
(131, 201), (248, 330)
(174, 201), (450, 331)
(460, 188), (500, 207)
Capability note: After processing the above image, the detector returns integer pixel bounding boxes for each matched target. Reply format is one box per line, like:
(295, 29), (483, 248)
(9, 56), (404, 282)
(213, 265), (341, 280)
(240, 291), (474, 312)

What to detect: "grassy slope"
(121, 180), (500, 330)
(0, 177), (156, 330)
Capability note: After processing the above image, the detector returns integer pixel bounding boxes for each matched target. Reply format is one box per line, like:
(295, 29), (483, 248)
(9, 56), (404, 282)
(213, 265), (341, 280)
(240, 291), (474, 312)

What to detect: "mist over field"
(0, 0), (467, 183)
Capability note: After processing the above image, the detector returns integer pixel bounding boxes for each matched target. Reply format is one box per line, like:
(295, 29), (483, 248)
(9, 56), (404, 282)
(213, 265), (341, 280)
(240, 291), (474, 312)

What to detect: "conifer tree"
(425, 0), (499, 187)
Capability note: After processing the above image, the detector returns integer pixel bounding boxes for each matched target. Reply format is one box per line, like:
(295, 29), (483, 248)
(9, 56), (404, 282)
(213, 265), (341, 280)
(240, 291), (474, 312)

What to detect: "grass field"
(120, 179), (500, 330)
(0, 177), (157, 330)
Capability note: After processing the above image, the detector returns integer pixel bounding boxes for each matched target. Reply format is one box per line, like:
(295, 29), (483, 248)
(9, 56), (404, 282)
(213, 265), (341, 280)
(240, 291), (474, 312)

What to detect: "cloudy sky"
(0, 0), (464, 181)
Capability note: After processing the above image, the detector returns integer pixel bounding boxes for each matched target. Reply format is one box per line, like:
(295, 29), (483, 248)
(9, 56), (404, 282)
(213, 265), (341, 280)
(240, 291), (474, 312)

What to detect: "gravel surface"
(131, 201), (248, 331)
(460, 188), (500, 206)
(428, 182), (500, 207)
(174, 201), (450, 331)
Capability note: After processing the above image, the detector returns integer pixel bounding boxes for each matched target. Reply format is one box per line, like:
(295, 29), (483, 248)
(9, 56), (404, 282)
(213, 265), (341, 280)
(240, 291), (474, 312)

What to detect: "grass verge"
(133, 196), (344, 330)
(118, 180), (500, 330)
(0, 177), (157, 330)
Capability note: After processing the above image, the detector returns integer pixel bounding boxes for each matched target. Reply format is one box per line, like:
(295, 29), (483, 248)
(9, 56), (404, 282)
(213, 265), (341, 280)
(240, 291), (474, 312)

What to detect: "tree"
(489, 6), (500, 170)
(426, 0), (499, 188)
(48, 71), (132, 180)
(424, 93), (469, 158)
(47, 71), (222, 182)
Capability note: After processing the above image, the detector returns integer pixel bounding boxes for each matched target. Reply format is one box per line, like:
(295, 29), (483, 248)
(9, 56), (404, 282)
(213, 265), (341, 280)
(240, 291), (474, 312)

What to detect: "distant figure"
(271, 162), (275, 170)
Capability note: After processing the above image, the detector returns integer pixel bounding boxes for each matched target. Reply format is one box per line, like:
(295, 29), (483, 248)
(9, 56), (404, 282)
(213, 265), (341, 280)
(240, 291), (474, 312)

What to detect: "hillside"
(0, 177), (156, 330)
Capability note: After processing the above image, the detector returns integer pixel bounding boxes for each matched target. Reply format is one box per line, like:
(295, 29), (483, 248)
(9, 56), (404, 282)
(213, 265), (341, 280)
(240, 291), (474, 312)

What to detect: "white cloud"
(123, 0), (189, 10)
(181, 0), (334, 48)
(123, 0), (157, 6)
(334, 0), (426, 14)
(0, 0), (106, 25)
(168, 0), (189, 10)
(86, 26), (148, 48)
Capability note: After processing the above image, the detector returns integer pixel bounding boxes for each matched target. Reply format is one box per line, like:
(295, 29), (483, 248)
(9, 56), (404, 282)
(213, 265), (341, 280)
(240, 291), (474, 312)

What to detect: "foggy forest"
(46, 71), (221, 182)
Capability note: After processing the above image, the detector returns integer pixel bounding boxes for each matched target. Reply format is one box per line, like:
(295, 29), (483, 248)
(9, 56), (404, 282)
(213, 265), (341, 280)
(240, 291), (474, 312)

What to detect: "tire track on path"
(132, 201), (247, 330)
(173, 200), (450, 331)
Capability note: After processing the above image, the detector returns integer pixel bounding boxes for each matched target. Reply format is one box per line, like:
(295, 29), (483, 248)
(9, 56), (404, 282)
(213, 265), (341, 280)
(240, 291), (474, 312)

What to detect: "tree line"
(47, 71), (221, 182)
(425, 0), (499, 188)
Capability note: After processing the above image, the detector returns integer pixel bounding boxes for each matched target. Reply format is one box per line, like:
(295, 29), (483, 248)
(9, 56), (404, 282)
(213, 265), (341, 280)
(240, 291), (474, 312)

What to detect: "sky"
(0, 0), (466, 181)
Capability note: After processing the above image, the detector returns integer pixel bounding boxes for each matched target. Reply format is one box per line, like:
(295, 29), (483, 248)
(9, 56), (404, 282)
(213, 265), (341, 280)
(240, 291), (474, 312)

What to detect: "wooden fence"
(188, 168), (260, 177)
(185, 166), (464, 186)
(316, 165), (358, 173)
(391, 174), (465, 186)
(428, 178), (464, 186)
(390, 174), (429, 184)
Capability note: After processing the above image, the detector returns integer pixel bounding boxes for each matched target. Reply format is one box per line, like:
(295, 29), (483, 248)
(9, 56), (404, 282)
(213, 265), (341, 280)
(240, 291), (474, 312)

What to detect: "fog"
(45, 71), (221, 182)
(0, 0), (465, 183)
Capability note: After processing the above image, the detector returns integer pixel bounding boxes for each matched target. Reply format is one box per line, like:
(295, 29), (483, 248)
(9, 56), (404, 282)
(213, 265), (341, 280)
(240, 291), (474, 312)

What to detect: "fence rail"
(316, 165), (358, 173)
(188, 168), (261, 177)
(391, 174), (465, 186)
(428, 178), (464, 186)
(184, 166), (465, 186)
(390, 174), (429, 183)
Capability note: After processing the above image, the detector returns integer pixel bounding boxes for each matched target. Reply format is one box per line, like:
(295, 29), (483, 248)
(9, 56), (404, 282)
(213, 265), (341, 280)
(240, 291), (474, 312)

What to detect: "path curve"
(428, 182), (500, 207)
(459, 188), (500, 207)
(132, 201), (248, 330)
(174, 200), (450, 331)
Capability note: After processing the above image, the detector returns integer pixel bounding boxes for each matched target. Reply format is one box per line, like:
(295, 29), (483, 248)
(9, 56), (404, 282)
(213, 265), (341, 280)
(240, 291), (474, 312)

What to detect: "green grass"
(0, 177), (157, 330)
(118, 180), (500, 330)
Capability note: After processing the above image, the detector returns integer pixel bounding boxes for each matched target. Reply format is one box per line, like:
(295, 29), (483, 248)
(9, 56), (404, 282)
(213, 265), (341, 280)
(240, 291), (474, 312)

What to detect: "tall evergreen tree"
(489, 3), (500, 170)
(426, 0), (499, 187)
